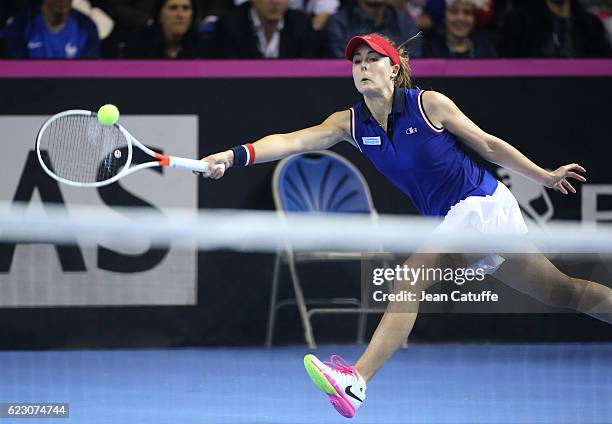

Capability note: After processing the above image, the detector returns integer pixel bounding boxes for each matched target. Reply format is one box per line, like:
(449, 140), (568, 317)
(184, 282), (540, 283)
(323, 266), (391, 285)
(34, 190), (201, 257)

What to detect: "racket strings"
(39, 114), (129, 184)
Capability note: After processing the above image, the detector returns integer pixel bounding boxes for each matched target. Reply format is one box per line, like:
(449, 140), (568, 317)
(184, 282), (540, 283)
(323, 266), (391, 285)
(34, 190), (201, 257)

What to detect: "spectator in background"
(234, 0), (339, 30)
(100, 0), (227, 57)
(322, 0), (421, 58)
(499, 0), (612, 57)
(213, 0), (317, 58)
(123, 0), (209, 58)
(3, 0), (100, 58)
(101, 0), (229, 32)
(422, 0), (497, 58)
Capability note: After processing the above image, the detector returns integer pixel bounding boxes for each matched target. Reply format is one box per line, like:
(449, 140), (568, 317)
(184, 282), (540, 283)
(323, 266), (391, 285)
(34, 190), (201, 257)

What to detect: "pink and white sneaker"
(303, 354), (367, 419)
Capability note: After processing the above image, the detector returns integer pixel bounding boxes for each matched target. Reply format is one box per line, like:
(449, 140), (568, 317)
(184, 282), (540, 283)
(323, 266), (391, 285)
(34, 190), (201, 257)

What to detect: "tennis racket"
(36, 110), (223, 188)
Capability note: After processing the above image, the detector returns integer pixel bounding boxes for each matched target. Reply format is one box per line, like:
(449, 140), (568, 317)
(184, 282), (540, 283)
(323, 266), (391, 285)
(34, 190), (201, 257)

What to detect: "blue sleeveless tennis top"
(350, 88), (498, 216)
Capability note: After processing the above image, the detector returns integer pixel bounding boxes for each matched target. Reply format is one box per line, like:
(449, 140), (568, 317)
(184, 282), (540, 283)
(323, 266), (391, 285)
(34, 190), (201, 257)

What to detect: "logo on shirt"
(362, 136), (381, 146)
(27, 41), (43, 49)
(406, 127), (418, 135)
(65, 42), (78, 58)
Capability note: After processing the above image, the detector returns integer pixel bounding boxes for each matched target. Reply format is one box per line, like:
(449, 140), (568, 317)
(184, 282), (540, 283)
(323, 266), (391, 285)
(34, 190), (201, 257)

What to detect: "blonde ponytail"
(395, 46), (413, 89)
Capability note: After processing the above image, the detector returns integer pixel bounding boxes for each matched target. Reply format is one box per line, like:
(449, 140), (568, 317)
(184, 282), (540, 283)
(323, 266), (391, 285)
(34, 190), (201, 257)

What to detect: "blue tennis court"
(1, 343), (610, 423)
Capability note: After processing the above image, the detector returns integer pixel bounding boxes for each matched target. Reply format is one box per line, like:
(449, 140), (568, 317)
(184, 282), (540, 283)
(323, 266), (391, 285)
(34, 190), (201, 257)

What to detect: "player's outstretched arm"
(421, 91), (586, 194)
(198, 110), (351, 179)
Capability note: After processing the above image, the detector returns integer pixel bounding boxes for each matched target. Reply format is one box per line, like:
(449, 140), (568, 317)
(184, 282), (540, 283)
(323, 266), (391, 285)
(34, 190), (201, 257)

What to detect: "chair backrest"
(273, 151), (374, 214)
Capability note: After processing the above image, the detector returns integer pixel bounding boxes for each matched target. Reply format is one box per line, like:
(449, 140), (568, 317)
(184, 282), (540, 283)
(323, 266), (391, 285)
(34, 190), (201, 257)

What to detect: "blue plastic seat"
(274, 152), (373, 214)
(265, 151), (380, 349)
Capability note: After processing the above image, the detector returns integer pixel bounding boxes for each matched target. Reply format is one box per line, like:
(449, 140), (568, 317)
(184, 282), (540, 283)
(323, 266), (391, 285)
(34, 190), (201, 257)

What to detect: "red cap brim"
(345, 34), (400, 66)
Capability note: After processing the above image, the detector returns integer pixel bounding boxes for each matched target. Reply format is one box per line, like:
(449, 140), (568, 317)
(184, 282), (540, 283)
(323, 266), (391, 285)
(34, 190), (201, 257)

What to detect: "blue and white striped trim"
(418, 90), (444, 133)
(349, 108), (362, 152)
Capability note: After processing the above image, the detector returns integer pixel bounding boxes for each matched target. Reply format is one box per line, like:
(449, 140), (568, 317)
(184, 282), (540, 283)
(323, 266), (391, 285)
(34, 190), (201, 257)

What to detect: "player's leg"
(304, 251), (462, 418)
(354, 252), (464, 381)
(492, 248), (612, 323)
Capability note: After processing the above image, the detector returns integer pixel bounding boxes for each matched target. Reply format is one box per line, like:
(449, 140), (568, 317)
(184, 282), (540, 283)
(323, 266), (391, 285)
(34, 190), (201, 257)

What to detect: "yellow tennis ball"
(97, 104), (120, 126)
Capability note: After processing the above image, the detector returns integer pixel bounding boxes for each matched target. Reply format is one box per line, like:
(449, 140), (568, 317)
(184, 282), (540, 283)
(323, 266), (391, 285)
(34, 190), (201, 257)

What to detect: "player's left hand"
(546, 163), (586, 194)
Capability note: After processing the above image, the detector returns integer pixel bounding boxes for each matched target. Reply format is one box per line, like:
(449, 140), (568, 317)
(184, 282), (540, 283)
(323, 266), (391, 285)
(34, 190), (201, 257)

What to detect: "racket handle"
(169, 157), (225, 173)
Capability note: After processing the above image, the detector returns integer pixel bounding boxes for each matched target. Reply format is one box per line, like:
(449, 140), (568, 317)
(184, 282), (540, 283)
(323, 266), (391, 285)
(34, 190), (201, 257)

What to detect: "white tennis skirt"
(436, 180), (528, 235)
(434, 181), (528, 274)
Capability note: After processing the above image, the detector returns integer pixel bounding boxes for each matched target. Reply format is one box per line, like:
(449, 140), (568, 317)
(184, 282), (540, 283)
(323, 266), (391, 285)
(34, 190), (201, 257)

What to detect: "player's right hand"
(196, 151), (233, 180)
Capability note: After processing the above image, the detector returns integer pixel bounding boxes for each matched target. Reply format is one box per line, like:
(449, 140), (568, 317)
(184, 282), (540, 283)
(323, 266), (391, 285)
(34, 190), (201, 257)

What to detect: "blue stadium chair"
(265, 151), (387, 349)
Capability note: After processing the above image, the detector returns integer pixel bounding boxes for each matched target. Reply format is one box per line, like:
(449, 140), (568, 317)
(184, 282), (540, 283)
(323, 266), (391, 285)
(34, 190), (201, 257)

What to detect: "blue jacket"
(3, 8), (99, 58)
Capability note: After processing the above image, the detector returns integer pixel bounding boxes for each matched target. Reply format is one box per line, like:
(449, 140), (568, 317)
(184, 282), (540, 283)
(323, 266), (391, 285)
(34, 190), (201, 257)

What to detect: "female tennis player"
(198, 34), (612, 418)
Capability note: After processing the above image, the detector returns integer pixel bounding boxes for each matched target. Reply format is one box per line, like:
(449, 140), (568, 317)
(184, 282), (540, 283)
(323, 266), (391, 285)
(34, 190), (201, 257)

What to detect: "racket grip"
(169, 157), (225, 173)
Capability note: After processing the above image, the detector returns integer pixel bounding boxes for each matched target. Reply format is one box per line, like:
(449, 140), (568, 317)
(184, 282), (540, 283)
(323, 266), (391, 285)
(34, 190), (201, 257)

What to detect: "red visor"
(345, 34), (401, 66)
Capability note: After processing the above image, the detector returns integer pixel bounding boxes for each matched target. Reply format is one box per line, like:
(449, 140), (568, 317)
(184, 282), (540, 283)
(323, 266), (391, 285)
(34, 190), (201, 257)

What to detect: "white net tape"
(1, 202), (611, 254)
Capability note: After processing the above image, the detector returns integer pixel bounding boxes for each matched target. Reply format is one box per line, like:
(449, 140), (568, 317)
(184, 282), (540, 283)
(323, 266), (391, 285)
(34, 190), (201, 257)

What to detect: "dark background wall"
(1, 72), (611, 349)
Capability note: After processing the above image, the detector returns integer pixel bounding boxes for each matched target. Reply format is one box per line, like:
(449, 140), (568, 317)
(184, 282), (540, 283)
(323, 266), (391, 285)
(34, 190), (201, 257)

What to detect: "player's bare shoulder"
(322, 110), (352, 142)
(421, 90), (449, 111)
(421, 91), (452, 129)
